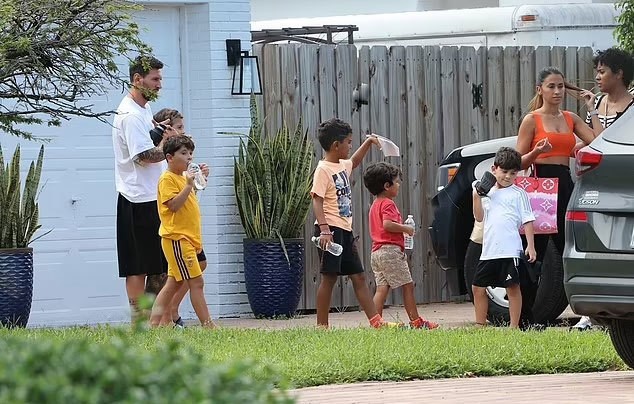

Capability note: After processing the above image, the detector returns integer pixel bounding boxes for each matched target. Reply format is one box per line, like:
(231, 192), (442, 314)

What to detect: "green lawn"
(3, 326), (626, 389)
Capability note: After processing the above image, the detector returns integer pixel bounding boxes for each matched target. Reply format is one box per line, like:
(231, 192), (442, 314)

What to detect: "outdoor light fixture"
(226, 39), (262, 96)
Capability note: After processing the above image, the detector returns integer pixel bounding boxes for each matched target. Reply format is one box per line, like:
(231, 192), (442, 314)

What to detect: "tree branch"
(0, 0), (152, 138)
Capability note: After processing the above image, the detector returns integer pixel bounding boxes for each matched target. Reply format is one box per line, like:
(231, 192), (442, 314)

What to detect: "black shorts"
(116, 194), (167, 277)
(472, 257), (522, 288)
(314, 225), (364, 276)
(196, 249), (206, 262)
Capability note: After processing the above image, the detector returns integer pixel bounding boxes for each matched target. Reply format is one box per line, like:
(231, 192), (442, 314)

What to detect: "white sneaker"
(571, 316), (593, 331)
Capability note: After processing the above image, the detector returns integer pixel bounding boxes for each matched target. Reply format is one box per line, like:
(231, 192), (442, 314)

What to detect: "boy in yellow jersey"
(149, 135), (216, 328)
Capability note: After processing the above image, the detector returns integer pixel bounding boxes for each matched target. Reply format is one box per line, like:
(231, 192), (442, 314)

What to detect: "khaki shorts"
(370, 245), (413, 288)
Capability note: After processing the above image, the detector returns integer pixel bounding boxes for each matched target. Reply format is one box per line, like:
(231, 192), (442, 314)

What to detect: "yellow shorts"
(161, 238), (202, 282)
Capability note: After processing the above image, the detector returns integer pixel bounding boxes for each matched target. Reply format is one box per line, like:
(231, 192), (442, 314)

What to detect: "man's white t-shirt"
(481, 184), (535, 260)
(112, 96), (166, 203)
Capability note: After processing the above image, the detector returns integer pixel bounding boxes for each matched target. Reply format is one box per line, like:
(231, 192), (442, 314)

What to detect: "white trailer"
(251, 3), (620, 49)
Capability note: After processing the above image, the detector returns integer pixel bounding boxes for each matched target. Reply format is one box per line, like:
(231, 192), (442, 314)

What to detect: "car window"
(602, 106), (634, 145)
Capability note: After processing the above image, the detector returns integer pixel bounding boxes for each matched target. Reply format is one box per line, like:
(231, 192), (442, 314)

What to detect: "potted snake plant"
(0, 144), (46, 328)
(232, 96), (314, 318)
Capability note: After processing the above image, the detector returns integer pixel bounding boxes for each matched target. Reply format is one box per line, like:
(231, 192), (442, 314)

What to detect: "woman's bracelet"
(320, 231), (334, 236)
(589, 109), (599, 116)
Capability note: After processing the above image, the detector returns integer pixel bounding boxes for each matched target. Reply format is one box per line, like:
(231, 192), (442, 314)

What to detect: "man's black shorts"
(116, 194), (167, 277)
(196, 249), (206, 262)
(314, 225), (364, 276)
(472, 257), (521, 288)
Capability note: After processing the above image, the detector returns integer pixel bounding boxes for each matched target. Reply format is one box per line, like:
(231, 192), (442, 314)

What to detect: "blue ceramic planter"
(0, 248), (33, 328)
(243, 239), (304, 318)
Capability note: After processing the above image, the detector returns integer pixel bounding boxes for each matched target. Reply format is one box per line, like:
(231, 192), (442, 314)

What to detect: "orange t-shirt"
(310, 159), (354, 231)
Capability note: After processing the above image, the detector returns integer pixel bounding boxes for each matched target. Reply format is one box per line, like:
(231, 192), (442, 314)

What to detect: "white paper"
(367, 134), (400, 157)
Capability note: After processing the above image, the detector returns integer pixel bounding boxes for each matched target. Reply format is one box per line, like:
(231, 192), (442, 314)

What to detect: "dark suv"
(564, 108), (634, 368)
(429, 137), (568, 324)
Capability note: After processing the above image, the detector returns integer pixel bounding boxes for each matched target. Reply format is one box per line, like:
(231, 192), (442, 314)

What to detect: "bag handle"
(519, 164), (537, 178)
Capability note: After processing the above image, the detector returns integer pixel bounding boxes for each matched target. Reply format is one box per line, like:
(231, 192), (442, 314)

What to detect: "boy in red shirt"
(363, 162), (439, 329)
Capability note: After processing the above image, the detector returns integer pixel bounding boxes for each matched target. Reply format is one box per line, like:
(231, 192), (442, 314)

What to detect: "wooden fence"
(251, 43), (595, 311)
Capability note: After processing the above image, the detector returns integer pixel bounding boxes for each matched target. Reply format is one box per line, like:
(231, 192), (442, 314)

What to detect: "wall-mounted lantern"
(226, 39), (262, 96)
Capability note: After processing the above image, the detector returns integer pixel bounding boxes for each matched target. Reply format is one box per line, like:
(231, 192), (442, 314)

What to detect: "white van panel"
(252, 3), (619, 49)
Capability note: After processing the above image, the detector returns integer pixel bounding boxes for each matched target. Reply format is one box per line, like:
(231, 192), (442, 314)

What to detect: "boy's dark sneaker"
(474, 171), (497, 196)
(173, 317), (185, 329)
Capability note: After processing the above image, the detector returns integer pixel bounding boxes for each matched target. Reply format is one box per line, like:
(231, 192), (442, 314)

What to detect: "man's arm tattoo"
(135, 147), (165, 164)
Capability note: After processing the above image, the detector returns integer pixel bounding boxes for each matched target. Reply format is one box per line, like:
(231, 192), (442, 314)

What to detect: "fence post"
(487, 47), (505, 140)
(405, 45), (427, 303)
(423, 45), (444, 302)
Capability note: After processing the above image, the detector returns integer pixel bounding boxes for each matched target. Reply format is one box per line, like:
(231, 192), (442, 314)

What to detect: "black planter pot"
(243, 238), (304, 318)
(0, 248), (33, 328)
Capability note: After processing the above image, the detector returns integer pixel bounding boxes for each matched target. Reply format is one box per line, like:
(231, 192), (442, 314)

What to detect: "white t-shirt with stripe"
(585, 93), (634, 129)
(481, 184), (535, 260)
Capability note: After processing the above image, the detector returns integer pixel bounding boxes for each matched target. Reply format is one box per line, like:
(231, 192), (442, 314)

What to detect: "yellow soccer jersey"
(157, 170), (202, 251)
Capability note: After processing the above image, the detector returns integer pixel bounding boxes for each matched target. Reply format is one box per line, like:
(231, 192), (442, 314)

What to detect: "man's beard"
(139, 87), (159, 102)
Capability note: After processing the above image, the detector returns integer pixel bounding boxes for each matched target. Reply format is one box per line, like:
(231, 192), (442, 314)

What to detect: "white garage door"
(1, 6), (185, 326)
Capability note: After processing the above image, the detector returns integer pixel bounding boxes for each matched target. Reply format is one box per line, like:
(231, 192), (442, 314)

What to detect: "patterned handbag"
(515, 167), (559, 235)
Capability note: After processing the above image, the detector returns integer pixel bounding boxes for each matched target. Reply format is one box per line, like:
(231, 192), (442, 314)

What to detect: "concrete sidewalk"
(292, 371), (634, 403)
(216, 302), (579, 329)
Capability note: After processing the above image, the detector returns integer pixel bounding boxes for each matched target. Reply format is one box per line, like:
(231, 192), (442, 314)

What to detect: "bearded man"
(112, 55), (172, 321)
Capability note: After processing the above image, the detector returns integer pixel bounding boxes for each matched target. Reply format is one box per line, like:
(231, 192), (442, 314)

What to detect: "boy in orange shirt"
(311, 118), (399, 328)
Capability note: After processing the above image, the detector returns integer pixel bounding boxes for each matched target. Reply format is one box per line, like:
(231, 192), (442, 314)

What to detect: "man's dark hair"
(493, 147), (521, 171)
(317, 118), (352, 151)
(163, 135), (195, 158)
(129, 55), (164, 82)
(593, 47), (634, 87)
(363, 162), (402, 196)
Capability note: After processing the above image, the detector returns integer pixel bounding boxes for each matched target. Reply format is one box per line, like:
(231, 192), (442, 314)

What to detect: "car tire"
(531, 238), (569, 324)
(463, 238), (568, 325)
(463, 241), (510, 325)
(609, 319), (634, 369)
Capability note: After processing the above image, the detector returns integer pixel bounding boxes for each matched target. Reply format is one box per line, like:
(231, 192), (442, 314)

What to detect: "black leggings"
(532, 164), (574, 260)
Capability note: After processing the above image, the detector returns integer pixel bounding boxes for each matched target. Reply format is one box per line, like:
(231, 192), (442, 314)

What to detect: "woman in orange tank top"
(516, 67), (597, 325)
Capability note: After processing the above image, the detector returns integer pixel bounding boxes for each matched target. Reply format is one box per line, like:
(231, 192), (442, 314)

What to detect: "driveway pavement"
(217, 301), (579, 329)
(292, 371), (634, 403)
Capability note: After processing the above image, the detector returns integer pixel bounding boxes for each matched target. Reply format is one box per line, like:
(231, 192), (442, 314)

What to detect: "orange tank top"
(530, 111), (576, 159)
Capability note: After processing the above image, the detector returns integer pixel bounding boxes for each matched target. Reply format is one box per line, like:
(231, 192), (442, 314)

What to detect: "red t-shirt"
(369, 198), (404, 252)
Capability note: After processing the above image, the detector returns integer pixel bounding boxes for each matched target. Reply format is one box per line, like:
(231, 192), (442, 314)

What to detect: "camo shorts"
(370, 245), (413, 289)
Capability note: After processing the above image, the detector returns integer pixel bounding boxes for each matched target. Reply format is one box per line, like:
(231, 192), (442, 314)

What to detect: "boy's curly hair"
(363, 162), (402, 196)
(317, 118), (352, 151)
(493, 147), (521, 171)
(163, 135), (195, 158)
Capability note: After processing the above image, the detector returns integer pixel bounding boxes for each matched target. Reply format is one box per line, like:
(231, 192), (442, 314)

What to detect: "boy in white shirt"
(472, 147), (537, 328)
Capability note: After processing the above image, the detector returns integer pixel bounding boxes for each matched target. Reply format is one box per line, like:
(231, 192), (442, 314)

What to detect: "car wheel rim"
(486, 286), (509, 308)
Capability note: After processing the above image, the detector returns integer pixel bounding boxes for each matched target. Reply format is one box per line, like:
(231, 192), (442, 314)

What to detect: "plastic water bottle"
(404, 215), (415, 250)
(311, 236), (343, 256)
(187, 162), (207, 190)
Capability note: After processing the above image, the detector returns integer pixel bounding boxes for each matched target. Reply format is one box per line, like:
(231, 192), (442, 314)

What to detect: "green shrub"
(0, 333), (293, 403)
